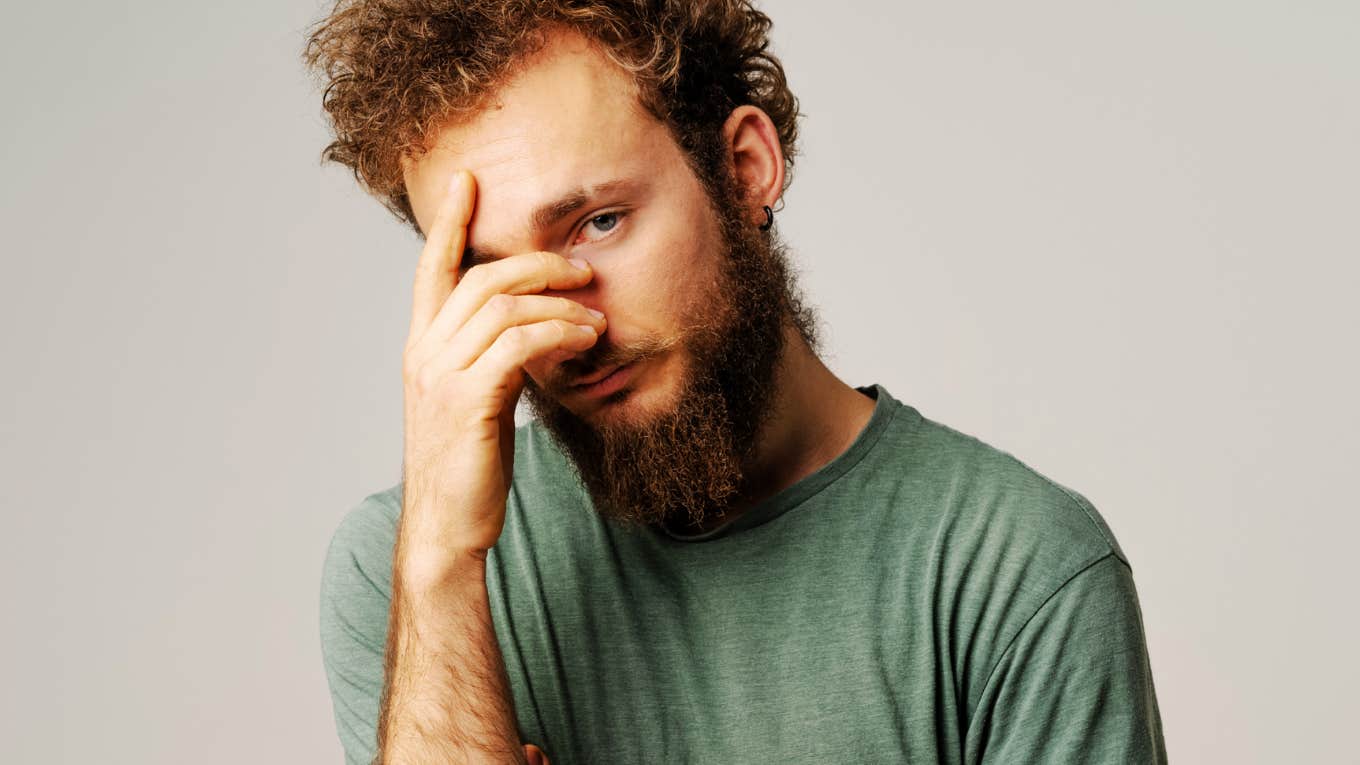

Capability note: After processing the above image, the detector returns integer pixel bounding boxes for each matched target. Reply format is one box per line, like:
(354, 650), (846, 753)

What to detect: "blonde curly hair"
(300, 0), (801, 236)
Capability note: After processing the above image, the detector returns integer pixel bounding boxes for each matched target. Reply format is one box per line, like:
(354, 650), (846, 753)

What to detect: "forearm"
(377, 546), (525, 765)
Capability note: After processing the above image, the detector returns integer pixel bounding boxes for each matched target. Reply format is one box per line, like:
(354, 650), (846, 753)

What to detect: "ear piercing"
(759, 205), (773, 231)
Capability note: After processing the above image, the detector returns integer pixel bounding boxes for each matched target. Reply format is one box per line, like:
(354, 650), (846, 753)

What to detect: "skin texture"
(384, 26), (878, 763)
(402, 29), (876, 534)
(403, 35), (720, 427)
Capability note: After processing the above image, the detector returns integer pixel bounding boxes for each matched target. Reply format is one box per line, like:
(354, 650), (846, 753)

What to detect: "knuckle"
(412, 365), (439, 397)
(462, 263), (487, 289)
(535, 250), (559, 270)
(486, 292), (514, 317)
(401, 351), (421, 382)
(503, 324), (529, 354)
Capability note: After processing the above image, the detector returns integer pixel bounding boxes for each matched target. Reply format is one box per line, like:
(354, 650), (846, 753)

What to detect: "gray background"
(2, 1), (1355, 762)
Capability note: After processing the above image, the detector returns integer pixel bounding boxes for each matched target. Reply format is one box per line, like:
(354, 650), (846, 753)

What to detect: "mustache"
(546, 332), (681, 393)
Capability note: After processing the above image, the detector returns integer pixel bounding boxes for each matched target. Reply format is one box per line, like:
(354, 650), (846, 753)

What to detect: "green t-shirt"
(319, 383), (1166, 763)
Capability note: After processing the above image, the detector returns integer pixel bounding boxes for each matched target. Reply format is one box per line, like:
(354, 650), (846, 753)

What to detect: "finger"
(425, 250), (595, 344)
(414, 313), (600, 394)
(408, 169), (476, 345)
(468, 319), (600, 384)
(440, 293), (606, 372)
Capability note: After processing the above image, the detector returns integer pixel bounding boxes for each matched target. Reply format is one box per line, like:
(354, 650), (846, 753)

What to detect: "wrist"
(396, 546), (489, 595)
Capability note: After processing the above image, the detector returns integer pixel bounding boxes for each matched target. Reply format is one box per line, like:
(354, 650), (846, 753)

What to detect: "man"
(303, 2), (1167, 763)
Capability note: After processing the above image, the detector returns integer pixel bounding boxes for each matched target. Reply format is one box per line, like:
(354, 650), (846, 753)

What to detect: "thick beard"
(521, 170), (816, 533)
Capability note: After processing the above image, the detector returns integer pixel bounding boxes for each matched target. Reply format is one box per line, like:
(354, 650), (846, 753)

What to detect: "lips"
(570, 363), (624, 388)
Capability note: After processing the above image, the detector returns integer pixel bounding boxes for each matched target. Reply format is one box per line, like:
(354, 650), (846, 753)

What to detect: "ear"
(721, 105), (785, 227)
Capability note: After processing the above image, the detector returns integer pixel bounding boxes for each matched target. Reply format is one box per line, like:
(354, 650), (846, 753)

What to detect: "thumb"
(524, 743), (549, 765)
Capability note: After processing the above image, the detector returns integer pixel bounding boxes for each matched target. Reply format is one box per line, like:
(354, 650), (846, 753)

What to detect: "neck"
(674, 323), (877, 535)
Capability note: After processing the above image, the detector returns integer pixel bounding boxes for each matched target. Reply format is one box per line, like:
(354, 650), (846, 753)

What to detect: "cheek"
(596, 249), (693, 333)
(634, 216), (716, 311)
(561, 199), (717, 354)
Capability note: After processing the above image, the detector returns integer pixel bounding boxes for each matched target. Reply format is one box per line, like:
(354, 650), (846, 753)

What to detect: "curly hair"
(300, 0), (801, 237)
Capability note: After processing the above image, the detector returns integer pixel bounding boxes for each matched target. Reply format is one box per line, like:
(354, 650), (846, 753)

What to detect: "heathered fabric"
(320, 383), (1166, 763)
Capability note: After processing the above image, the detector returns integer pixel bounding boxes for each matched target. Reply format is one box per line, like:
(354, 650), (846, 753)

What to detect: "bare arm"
(376, 546), (524, 764)
(377, 168), (598, 763)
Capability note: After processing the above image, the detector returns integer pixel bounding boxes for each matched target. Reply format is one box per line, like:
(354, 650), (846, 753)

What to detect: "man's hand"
(379, 168), (602, 763)
(523, 744), (550, 765)
(398, 167), (606, 573)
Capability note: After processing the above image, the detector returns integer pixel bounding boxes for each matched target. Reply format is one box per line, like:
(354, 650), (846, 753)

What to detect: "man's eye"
(575, 211), (627, 245)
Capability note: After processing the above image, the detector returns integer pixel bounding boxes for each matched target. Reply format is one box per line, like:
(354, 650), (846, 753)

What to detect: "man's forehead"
(407, 128), (657, 250)
(404, 30), (659, 235)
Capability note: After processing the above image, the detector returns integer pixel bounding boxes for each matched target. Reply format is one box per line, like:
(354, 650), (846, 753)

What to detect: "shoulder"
(319, 484), (403, 653)
(322, 483), (402, 595)
(895, 402), (1129, 571)
(320, 417), (573, 590)
(886, 404), (1150, 703)
(317, 485), (403, 764)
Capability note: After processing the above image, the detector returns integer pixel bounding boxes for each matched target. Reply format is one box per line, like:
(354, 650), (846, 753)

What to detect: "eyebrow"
(457, 178), (642, 269)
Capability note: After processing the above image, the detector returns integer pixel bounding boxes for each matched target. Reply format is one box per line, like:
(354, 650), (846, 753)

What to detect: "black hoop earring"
(758, 205), (773, 231)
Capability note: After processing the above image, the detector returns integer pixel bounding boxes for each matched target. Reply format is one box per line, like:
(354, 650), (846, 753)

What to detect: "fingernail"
(569, 258), (591, 271)
(577, 324), (597, 336)
(587, 308), (604, 319)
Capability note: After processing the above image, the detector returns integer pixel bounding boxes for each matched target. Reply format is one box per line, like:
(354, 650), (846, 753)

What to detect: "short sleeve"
(319, 493), (399, 765)
(966, 553), (1168, 764)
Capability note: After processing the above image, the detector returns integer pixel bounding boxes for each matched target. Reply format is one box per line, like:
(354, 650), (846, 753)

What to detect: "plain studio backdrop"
(1, 1), (1355, 762)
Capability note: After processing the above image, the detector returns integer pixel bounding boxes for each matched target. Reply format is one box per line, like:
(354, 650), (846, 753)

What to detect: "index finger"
(409, 169), (476, 343)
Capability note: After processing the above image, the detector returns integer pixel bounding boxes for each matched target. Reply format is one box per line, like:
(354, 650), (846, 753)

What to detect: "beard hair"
(521, 165), (818, 533)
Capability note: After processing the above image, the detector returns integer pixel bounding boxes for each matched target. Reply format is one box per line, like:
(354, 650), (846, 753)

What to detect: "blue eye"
(575, 211), (627, 245)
